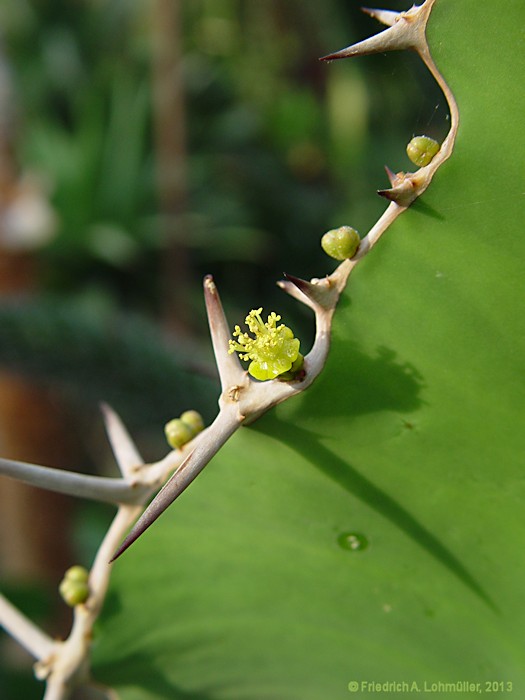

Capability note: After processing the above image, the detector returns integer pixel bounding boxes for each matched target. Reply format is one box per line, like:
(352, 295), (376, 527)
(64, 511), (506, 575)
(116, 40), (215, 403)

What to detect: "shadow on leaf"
(293, 342), (425, 421)
(94, 649), (215, 700)
(258, 415), (496, 612)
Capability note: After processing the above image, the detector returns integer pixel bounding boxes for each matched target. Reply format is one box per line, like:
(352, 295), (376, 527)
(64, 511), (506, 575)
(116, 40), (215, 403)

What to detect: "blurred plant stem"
(151, 0), (192, 338)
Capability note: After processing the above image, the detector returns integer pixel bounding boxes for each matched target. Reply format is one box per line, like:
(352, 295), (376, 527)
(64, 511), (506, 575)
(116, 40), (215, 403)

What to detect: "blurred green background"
(0, 1), (446, 697)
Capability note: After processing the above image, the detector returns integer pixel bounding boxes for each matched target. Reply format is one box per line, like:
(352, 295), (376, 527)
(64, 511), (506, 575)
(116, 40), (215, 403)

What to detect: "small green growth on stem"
(165, 410), (205, 449)
(165, 420), (193, 449)
(59, 565), (90, 607)
(321, 226), (360, 260)
(180, 410), (204, 435)
(406, 135), (440, 167)
(229, 308), (302, 381)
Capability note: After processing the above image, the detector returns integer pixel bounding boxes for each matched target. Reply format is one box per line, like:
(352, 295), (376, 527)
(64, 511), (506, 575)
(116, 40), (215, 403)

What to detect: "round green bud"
(406, 135), (440, 167)
(63, 565), (89, 584)
(59, 565), (90, 607)
(321, 226), (360, 261)
(59, 580), (90, 607)
(180, 410), (204, 436)
(165, 418), (193, 449)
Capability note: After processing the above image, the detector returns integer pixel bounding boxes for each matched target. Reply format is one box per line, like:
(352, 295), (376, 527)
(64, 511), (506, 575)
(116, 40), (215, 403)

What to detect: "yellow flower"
(228, 308), (302, 381)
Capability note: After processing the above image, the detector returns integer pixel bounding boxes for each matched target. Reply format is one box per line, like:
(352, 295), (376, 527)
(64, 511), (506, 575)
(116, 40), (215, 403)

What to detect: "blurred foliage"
(1, 0), (444, 312)
(0, 0), (445, 431)
(0, 297), (217, 428)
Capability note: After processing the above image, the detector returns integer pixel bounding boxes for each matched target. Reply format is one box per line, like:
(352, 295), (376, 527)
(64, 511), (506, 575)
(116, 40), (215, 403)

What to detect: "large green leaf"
(94, 3), (525, 698)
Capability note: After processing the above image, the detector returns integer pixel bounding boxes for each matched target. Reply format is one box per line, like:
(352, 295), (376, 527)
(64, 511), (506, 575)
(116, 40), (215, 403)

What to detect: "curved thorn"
(111, 408), (241, 561)
(320, 22), (412, 61)
(277, 278), (316, 311)
(101, 402), (143, 477)
(282, 273), (338, 311)
(320, 0), (435, 61)
(377, 185), (416, 207)
(384, 164), (397, 186)
(204, 275), (243, 390)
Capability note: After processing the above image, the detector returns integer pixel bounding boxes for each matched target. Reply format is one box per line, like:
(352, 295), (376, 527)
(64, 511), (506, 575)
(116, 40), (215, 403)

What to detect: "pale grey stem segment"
(352, 201), (401, 259)
(101, 403), (143, 478)
(111, 407), (241, 561)
(417, 46), (460, 157)
(0, 592), (55, 660)
(89, 505), (143, 614)
(0, 458), (143, 505)
(43, 678), (69, 700)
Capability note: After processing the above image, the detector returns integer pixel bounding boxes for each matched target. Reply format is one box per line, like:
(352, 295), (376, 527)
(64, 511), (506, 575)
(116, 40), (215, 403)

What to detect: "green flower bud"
(59, 565), (90, 607)
(63, 565), (89, 584)
(180, 410), (204, 436)
(321, 226), (360, 261)
(165, 418), (193, 449)
(406, 135), (440, 167)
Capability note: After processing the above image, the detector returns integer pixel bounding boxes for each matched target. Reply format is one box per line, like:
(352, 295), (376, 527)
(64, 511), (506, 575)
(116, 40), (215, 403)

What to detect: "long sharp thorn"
(111, 409), (240, 561)
(283, 272), (338, 311)
(320, 23), (408, 61)
(384, 164), (397, 186)
(101, 402), (143, 477)
(204, 274), (242, 389)
(320, 1), (435, 62)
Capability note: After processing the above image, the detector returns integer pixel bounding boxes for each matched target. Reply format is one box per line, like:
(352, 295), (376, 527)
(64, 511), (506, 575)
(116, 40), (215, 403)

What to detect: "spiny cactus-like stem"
(109, 0), (460, 558)
(0, 402), (195, 699)
(321, 0), (458, 209)
(0, 2), (459, 697)
(32, 504), (144, 697)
